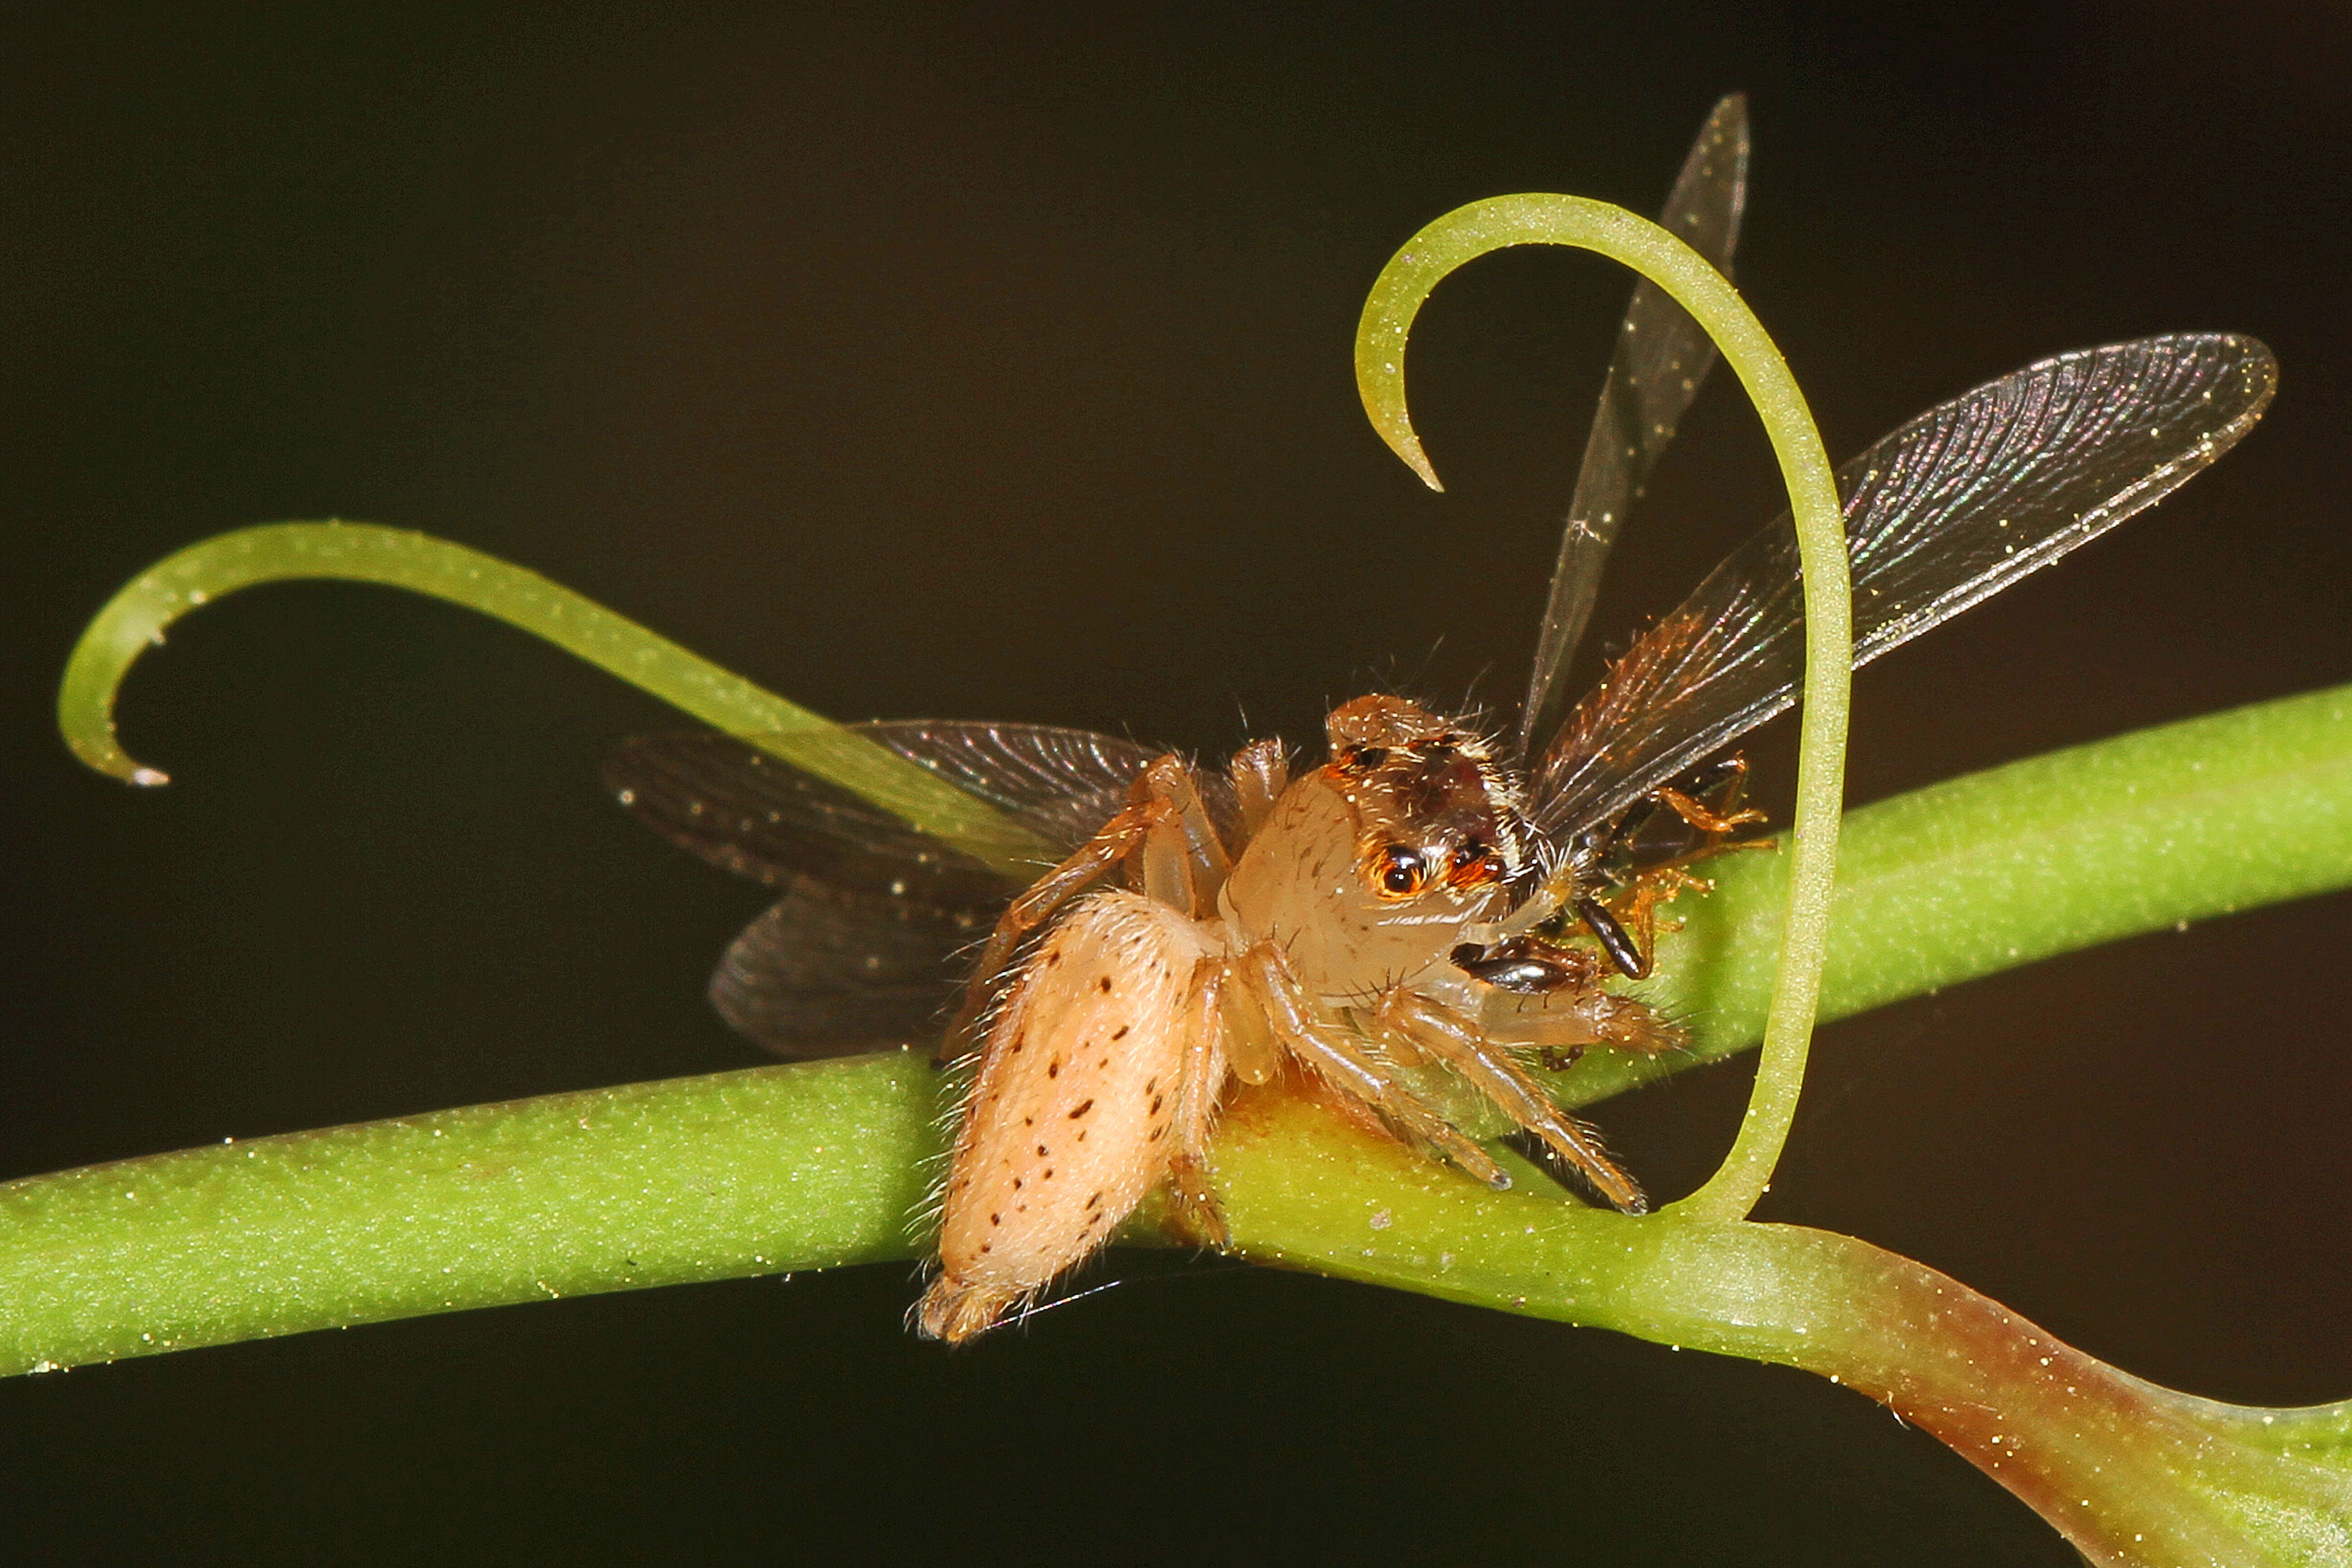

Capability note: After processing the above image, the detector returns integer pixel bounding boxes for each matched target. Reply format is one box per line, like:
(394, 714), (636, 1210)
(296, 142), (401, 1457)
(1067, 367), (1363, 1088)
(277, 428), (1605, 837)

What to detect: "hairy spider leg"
(1161, 960), (1233, 1247)
(1232, 942), (1513, 1191)
(1372, 986), (1649, 1213)
(941, 756), (1231, 1061)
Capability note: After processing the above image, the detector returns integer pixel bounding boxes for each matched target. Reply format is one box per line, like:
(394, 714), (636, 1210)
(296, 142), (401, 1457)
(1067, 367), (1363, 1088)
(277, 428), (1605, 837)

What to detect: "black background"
(5, 4), (2348, 1563)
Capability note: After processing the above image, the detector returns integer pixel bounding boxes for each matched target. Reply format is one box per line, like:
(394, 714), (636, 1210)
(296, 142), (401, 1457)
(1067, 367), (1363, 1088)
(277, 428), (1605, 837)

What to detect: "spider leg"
(1374, 987), (1648, 1214)
(941, 754), (1238, 1063)
(941, 793), (1174, 1061)
(1137, 756), (1232, 913)
(920, 887), (1215, 1341)
(1161, 958), (1233, 1248)
(1233, 943), (1511, 1190)
(1227, 739), (1290, 841)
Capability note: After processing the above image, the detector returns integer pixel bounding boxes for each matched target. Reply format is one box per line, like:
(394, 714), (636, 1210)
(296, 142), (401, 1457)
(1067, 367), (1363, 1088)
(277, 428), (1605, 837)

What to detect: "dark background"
(5, 4), (2347, 1563)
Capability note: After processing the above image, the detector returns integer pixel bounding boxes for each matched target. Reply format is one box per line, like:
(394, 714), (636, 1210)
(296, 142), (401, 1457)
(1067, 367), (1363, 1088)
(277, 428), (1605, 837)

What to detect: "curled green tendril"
(1352, 194), (1852, 1220)
(56, 521), (1054, 877)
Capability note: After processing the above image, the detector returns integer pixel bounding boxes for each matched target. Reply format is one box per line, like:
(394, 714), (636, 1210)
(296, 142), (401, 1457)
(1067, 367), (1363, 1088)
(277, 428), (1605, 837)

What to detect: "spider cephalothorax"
(1322, 696), (1529, 902)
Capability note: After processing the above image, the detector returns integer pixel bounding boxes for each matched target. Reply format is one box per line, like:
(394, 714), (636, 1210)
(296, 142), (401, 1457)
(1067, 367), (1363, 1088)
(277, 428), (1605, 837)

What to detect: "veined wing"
(1527, 332), (2278, 838)
(707, 878), (985, 1058)
(1519, 93), (1752, 759)
(609, 720), (1171, 1058)
(605, 720), (1166, 907)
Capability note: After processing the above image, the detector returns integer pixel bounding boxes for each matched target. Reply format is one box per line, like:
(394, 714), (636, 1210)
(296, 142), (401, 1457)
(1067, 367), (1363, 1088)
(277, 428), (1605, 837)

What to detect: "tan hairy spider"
(922, 694), (1682, 1342)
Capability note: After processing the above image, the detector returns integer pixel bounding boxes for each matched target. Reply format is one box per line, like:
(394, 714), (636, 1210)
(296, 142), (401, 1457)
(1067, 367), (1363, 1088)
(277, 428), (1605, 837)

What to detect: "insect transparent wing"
(863, 720), (1175, 848)
(708, 878), (982, 1058)
(604, 720), (1166, 907)
(1519, 93), (1752, 759)
(1528, 332), (2278, 837)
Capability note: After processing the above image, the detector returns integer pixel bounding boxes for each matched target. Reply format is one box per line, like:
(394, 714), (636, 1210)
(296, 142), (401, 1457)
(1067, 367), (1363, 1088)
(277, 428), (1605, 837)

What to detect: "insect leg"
(1692, 752), (1756, 812)
(1652, 758), (1768, 838)
(1576, 757), (1764, 888)
(1575, 894), (1652, 980)
(1526, 757), (1769, 984)
(1234, 944), (1512, 1190)
(1373, 988), (1648, 1214)
(1583, 794), (1662, 865)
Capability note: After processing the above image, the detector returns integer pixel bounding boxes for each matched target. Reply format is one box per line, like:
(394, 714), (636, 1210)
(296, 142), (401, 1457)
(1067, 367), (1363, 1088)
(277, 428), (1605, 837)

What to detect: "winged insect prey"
(607, 97), (2278, 1341)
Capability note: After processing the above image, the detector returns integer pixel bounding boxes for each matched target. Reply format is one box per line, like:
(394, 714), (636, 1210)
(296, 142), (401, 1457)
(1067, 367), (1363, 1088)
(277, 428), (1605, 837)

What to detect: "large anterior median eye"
(1369, 844), (1428, 900)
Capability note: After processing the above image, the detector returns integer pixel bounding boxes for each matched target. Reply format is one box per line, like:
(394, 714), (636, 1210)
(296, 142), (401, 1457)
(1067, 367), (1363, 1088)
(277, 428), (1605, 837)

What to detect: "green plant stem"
(1353, 194), (1850, 1220)
(0, 1056), (942, 1372)
(13, 687), (2351, 1563)
(9, 681), (2347, 1383)
(56, 522), (1053, 875)
(1214, 1093), (2352, 1568)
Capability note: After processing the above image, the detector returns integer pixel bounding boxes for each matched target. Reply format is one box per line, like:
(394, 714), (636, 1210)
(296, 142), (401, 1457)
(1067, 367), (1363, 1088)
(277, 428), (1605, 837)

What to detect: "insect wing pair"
(608, 95), (2276, 1340)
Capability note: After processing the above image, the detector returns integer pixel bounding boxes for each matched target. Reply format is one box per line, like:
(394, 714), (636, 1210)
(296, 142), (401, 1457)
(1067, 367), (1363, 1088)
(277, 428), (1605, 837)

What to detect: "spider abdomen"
(921, 888), (1214, 1342)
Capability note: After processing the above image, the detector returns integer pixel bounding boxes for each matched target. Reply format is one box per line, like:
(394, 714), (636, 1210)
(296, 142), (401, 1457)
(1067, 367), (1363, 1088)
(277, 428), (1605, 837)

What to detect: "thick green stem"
(0, 1057), (943, 1371)
(1353, 195), (1850, 1219)
(9, 682), (2347, 1382)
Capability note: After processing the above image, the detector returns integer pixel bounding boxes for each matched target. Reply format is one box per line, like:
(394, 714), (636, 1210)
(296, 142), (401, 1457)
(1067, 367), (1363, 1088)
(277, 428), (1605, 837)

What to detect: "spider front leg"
(1230, 942), (1513, 1191)
(1372, 986), (1648, 1214)
(1226, 738), (1290, 840)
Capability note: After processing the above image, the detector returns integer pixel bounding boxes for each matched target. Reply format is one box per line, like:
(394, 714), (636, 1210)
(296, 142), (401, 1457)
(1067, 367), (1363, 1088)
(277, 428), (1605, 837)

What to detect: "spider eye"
(1371, 844), (1427, 899)
(1443, 838), (1502, 889)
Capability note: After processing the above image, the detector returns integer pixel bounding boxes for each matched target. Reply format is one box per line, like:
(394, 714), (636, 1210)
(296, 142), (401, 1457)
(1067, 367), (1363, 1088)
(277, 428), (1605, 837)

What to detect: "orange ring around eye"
(1447, 843), (1500, 889)
(1369, 844), (1427, 900)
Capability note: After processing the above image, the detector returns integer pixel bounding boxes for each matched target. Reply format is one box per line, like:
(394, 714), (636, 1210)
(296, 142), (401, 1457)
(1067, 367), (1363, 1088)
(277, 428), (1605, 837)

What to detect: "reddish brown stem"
(1213, 1089), (2352, 1568)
